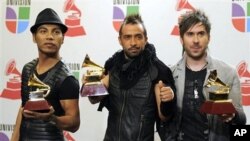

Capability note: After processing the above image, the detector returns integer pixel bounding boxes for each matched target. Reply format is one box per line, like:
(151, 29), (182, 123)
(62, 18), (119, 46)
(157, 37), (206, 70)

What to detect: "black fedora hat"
(30, 8), (68, 33)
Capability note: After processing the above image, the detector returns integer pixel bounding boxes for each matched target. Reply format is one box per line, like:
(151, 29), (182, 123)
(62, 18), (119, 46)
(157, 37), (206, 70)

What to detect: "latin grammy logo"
(237, 61), (250, 105)
(171, 0), (195, 36)
(64, 0), (86, 37)
(1, 59), (21, 99)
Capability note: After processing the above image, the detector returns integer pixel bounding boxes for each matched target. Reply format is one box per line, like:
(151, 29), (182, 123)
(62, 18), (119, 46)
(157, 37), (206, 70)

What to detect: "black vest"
(20, 59), (72, 141)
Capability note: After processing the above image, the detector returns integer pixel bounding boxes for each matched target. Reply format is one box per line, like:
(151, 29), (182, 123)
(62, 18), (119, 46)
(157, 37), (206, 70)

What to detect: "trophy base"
(81, 82), (108, 97)
(200, 100), (236, 114)
(24, 100), (50, 112)
(209, 93), (228, 101)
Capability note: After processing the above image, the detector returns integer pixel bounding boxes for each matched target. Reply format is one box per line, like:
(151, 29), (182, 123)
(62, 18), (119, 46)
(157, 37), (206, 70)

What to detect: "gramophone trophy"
(23, 74), (51, 112)
(200, 70), (236, 114)
(63, 0), (86, 37)
(81, 54), (108, 97)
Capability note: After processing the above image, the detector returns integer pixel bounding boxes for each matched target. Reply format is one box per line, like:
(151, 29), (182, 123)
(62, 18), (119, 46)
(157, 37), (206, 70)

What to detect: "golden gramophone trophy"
(200, 70), (236, 114)
(23, 74), (51, 112)
(81, 54), (108, 97)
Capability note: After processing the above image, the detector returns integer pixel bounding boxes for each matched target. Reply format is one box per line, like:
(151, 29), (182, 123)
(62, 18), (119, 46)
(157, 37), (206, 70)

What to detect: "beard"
(124, 47), (143, 59)
(185, 48), (207, 60)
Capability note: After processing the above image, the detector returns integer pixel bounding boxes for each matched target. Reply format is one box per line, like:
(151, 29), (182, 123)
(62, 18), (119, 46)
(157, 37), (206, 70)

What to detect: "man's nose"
(130, 37), (136, 46)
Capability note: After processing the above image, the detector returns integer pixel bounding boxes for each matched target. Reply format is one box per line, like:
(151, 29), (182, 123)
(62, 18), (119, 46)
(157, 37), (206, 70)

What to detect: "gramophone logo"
(171, 0), (195, 36)
(113, 0), (140, 32)
(232, 1), (250, 32)
(5, 0), (31, 34)
(63, 0), (86, 37)
(237, 61), (250, 106)
(0, 59), (21, 99)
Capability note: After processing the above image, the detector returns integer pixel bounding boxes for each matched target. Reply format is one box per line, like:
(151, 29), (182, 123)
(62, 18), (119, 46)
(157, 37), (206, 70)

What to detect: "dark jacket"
(99, 43), (176, 141)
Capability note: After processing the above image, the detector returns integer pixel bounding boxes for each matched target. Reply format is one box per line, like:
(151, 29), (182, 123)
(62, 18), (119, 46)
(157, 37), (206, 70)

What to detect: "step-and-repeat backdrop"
(1, 0), (250, 140)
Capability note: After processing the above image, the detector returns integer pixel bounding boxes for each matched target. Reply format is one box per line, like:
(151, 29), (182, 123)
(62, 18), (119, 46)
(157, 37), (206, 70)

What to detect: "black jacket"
(99, 43), (176, 141)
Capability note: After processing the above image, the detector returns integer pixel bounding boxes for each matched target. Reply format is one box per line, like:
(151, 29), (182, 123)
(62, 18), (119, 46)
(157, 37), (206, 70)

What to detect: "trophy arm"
(43, 89), (51, 97)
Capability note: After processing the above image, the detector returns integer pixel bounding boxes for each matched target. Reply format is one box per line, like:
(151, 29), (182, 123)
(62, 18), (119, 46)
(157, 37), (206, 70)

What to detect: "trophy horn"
(206, 70), (227, 87)
(82, 54), (104, 69)
(206, 70), (229, 94)
(28, 74), (51, 97)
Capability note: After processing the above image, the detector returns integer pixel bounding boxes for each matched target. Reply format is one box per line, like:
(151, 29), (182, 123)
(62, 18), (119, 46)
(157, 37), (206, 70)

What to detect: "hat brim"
(30, 22), (68, 34)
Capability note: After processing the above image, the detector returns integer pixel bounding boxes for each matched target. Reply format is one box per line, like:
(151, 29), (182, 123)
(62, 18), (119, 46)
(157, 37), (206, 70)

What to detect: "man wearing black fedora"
(11, 8), (80, 141)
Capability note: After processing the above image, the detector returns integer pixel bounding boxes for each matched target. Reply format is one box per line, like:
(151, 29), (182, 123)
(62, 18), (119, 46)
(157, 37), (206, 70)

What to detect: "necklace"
(186, 62), (208, 99)
(194, 80), (199, 99)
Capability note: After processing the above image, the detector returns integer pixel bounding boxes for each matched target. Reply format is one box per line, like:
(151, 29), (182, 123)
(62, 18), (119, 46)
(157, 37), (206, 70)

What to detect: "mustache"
(128, 46), (140, 50)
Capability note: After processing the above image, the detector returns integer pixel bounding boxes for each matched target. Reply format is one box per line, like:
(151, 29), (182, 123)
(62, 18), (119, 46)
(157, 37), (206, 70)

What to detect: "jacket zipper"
(118, 90), (126, 141)
(137, 114), (144, 141)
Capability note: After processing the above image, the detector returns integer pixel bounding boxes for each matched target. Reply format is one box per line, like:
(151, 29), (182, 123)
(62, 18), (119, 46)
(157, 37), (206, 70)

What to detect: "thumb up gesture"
(158, 80), (174, 102)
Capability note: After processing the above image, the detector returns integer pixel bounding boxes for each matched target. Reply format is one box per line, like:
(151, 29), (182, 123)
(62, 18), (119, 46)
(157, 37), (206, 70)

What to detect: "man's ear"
(180, 37), (185, 55)
(61, 36), (64, 44)
(32, 34), (37, 43)
(179, 37), (183, 45)
(118, 36), (122, 46)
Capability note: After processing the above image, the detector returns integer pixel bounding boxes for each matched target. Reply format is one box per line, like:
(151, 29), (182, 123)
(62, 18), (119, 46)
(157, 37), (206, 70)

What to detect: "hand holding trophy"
(200, 70), (236, 114)
(81, 54), (108, 96)
(23, 74), (51, 112)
